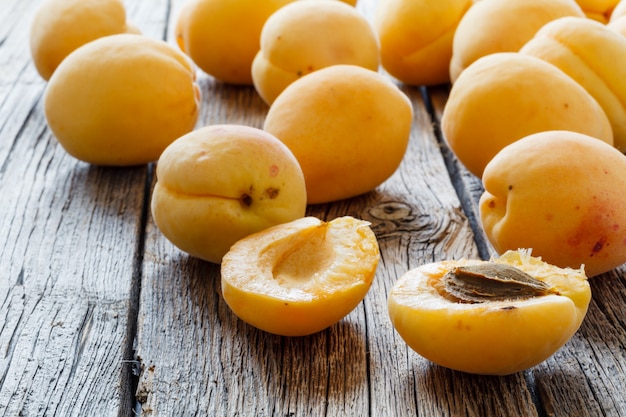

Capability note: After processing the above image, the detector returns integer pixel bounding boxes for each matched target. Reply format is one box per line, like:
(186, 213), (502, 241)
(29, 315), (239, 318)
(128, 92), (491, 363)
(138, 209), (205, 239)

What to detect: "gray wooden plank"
(0, 0), (169, 415)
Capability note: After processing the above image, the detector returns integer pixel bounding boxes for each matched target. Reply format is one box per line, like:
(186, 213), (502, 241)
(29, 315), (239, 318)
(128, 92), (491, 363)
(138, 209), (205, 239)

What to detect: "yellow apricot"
(263, 65), (413, 204)
(374, 0), (472, 86)
(480, 131), (626, 277)
(251, 0), (379, 105)
(575, 0), (620, 22)
(520, 17), (626, 151)
(611, 0), (626, 19)
(441, 52), (613, 178)
(176, 0), (294, 85)
(221, 216), (379, 336)
(44, 34), (200, 166)
(388, 249), (591, 375)
(450, 0), (584, 82)
(151, 125), (307, 264)
(608, 15), (626, 36)
(30, 0), (138, 81)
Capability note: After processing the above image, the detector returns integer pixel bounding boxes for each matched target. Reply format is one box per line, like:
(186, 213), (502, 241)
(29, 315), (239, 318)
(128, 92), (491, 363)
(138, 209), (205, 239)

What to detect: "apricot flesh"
(252, 0), (379, 105)
(374, 0), (472, 86)
(263, 65), (413, 204)
(221, 216), (380, 336)
(44, 34), (200, 166)
(480, 130), (626, 277)
(30, 0), (139, 80)
(441, 52), (613, 178)
(520, 17), (626, 151)
(388, 250), (591, 375)
(151, 125), (307, 264)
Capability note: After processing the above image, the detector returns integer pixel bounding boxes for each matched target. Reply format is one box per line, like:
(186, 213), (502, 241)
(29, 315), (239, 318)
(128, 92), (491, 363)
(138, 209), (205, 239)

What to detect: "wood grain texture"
(2, 0), (626, 416)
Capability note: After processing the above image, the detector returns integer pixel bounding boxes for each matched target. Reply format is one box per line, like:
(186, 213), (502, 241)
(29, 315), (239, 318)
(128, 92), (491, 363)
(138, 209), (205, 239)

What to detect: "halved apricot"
(221, 216), (380, 336)
(388, 250), (591, 375)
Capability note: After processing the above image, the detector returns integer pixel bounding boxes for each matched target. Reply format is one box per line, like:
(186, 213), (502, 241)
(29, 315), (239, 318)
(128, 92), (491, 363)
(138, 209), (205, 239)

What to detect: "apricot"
(176, 0), (294, 85)
(151, 125), (307, 264)
(611, 0), (626, 19)
(251, 0), (379, 105)
(374, 0), (472, 86)
(608, 15), (626, 36)
(263, 65), (413, 204)
(449, 0), (584, 82)
(221, 216), (379, 336)
(388, 249), (591, 375)
(30, 0), (139, 81)
(441, 52), (613, 178)
(520, 17), (626, 152)
(480, 130), (626, 277)
(575, 0), (620, 22)
(44, 34), (200, 166)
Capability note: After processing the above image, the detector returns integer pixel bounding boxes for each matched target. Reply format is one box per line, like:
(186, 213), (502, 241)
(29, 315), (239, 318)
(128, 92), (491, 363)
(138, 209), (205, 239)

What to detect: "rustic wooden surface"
(1, 0), (626, 416)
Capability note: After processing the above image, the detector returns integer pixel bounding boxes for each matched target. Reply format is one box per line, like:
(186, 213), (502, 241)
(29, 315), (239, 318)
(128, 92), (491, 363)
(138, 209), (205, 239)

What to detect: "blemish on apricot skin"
(265, 187), (280, 199)
(269, 165), (279, 177)
(591, 238), (607, 255)
(501, 306), (517, 311)
(240, 193), (253, 207)
(487, 200), (496, 209)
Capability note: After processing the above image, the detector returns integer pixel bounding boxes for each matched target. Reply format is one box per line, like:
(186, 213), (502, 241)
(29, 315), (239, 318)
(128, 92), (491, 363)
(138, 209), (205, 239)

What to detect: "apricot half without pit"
(388, 249), (591, 376)
(221, 216), (380, 336)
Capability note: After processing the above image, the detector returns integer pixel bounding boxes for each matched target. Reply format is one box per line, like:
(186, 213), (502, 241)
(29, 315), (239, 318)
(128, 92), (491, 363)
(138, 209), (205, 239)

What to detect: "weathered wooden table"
(2, 0), (626, 416)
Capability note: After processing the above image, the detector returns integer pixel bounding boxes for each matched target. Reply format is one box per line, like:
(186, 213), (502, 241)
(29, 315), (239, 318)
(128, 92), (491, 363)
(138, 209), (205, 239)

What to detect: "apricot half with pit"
(388, 249), (591, 375)
(151, 125), (307, 264)
(221, 216), (380, 336)
(480, 130), (626, 277)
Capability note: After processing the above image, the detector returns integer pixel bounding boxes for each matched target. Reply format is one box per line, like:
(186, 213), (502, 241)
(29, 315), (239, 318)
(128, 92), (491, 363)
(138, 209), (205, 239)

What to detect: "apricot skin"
(441, 52), (613, 178)
(252, 0), (379, 105)
(374, 0), (472, 86)
(520, 17), (626, 151)
(151, 125), (307, 264)
(388, 250), (590, 375)
(177, 0), (294, 85)
(30, 0), (138, 81)
(263, 65), (413, 204)
(480, 131), (626, 277)
(450, 0), (584, 82)
(44, 34), (200, 166)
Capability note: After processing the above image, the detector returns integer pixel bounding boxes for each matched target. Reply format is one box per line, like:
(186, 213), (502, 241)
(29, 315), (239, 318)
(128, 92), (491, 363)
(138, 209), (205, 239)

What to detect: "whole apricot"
(441, 52), (613, 178)
(374, 0), (472, 86)
(388, 249), (591, 375)
(520, 17), (626, 151)
(30, 0), (139, 81)
(251, 0), (379, 105)
(221, 216), (379, 336)
(151, 125), (307, 264)
(44, 34), (200, 166)
(480, 131), (626, 277)
(575, 0), (620, 22)
(263, 65), (413, 204)
(176, 0), (294, 85)
(450, 0), (584, 82)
